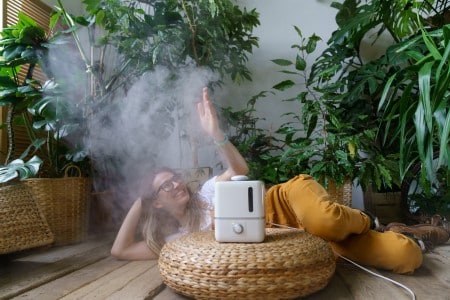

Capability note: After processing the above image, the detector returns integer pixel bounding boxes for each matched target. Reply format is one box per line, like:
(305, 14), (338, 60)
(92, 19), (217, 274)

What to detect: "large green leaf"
(0, 155), (42, 183)
(272, 80), (296, 91)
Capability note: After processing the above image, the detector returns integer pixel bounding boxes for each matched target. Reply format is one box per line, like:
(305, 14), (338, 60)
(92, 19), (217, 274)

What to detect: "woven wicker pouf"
(158, 228), (336, 299)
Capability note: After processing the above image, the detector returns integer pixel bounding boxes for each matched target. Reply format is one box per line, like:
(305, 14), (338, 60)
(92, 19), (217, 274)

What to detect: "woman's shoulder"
(197, 176), (216, 207)
(201, 176), (216, 190)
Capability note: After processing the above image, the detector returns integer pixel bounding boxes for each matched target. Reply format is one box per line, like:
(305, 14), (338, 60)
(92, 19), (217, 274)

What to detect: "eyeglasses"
(156, 174), (184, 194)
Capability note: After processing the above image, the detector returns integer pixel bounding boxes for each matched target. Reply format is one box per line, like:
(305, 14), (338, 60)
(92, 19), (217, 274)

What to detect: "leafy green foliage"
(0, 12), (46, 62)
(220, 91), (288, 184)
(407, 167), (450, 218)
(306, 0), (450, 194)
(269, 27), (396, 190)
(0, 156), (42, 183)
(47, 0), (260, 184)
(0, 0), (260, 183)
(222, 27), (390, 188)
(0, 11), (89, 179)
(62, 0), (260, 85)
(379, 23), (450, 193)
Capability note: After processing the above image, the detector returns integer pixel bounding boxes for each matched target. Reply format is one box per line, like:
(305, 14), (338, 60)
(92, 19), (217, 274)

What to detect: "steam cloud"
(46, 37), (219, 200)
(88, 66), (219, 191)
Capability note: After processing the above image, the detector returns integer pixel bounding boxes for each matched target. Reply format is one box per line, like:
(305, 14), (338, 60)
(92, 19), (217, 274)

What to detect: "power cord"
(337, 254), (416, 300)
(267, 222), (416, 300)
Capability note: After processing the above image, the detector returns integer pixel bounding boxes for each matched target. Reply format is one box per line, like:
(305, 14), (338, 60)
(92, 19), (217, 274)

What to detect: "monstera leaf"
(0, 156), (42, 183)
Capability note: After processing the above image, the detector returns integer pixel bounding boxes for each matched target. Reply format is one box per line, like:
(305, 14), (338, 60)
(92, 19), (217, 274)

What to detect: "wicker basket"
(23, 166), (91, 246)
(324, 178), (352, 207)
(0, 183), (54, 254)
(159, 229), (336, 299)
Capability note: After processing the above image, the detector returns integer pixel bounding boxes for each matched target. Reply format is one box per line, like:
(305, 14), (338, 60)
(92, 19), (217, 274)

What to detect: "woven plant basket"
(324, 178), (352, 207)
(159, 229), (336, 299)
(23, 166), (91, 246)
(0, 183), (54, 254)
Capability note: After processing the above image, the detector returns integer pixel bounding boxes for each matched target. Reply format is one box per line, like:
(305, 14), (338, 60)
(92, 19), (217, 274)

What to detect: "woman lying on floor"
(111, 87), (449, 274)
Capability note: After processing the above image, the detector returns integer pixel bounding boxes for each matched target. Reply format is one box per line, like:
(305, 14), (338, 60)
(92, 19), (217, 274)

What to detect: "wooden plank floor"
(1, 234), (449, 300)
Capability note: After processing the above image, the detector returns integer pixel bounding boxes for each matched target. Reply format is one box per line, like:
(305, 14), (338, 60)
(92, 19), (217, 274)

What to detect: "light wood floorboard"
(1, 235), (449, 300)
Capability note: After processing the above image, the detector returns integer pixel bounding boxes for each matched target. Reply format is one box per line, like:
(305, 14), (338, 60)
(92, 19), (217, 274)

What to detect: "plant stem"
(180, 0), (199, 64)
(56, 0), (97, 83)
(5, 105), (15, 164)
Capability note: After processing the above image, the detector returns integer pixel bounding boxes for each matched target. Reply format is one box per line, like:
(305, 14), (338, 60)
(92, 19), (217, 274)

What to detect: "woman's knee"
(390, 235), (423, 274)
(331, 230), (423, 274)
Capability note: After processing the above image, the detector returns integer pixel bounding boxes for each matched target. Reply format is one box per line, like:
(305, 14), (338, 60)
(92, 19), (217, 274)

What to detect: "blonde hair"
(139, 167), (206, 255)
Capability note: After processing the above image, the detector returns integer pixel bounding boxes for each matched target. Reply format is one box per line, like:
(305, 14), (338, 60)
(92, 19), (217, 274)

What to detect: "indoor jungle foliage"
(0, 0), (260, 184)
(224, 0), (449, 219)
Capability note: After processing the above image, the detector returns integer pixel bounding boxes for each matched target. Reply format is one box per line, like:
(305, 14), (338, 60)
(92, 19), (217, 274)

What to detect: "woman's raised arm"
(197, 87), (249, 182)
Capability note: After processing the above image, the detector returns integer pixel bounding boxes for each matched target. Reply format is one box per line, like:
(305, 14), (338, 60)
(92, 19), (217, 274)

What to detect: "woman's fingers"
(202, 87), (217, 118)
(203, 87), (210, 102)
(197, 101), (205, 117)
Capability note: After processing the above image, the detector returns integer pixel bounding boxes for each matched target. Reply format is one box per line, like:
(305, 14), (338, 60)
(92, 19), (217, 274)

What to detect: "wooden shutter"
(1, 0), (52, 163)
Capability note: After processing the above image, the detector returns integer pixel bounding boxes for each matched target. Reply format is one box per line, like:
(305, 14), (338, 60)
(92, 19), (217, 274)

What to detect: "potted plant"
(0, 12), (83, 248)
(369, 20), (450, 222)
(379, 19), (450, 211)
(47, 0), (260, 228)
(266, 26), (395, 206)
(293, 0), (449, 221)
(221, 39), (358, 206)
(1, 0), (261, 238)
(220, 91), (287, 185)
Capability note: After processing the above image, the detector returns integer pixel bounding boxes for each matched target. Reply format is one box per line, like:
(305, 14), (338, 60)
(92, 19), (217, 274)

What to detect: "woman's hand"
(197, 87), (225, 141)
(197, 87), (249, 181)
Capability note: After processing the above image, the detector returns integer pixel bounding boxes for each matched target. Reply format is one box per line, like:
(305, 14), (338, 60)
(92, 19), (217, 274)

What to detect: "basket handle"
(64, 165), (82, 178)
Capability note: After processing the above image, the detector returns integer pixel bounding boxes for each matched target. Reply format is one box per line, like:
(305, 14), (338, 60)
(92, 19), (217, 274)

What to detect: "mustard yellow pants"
(265, 174), (423, 274)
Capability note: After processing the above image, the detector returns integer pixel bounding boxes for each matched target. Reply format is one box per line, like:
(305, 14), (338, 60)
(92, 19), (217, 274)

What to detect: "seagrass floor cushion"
(158, 228), (336, 299)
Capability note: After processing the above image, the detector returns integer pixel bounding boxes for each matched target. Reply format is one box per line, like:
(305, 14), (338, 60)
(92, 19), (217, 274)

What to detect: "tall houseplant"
(0, 0), (260, 184)
(308, 0), (449, 190)
(222, 26), (393, 194)
(47, 0), (260, 190)
(378, 17), (450, 220)
(302, 0), (449, 218)
(0, 12), (85, 182)
(1, 0), (260, 241)
(224, 0), (449, 216)
(379, 20), (450, 194)
(261, 26), (393, 191)
(0, 13), (92, 246)
(4, 0), (259, 233)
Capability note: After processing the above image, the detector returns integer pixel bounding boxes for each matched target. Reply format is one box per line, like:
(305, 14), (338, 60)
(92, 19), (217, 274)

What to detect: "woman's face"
(151, 171), (190, 213)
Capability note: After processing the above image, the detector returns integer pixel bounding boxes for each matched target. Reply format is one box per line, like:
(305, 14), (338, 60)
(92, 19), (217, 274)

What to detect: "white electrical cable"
(267, 222), (305, 232)
(267, 222), (416, 300)
(337, 254), (416, 300)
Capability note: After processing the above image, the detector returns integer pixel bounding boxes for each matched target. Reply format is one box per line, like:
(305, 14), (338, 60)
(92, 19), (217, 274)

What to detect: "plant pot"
(364, 185), (403, 225)
(320, 178), (353, 207)
(23, 167), (91, 246)
(0, 183), (54, 254)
